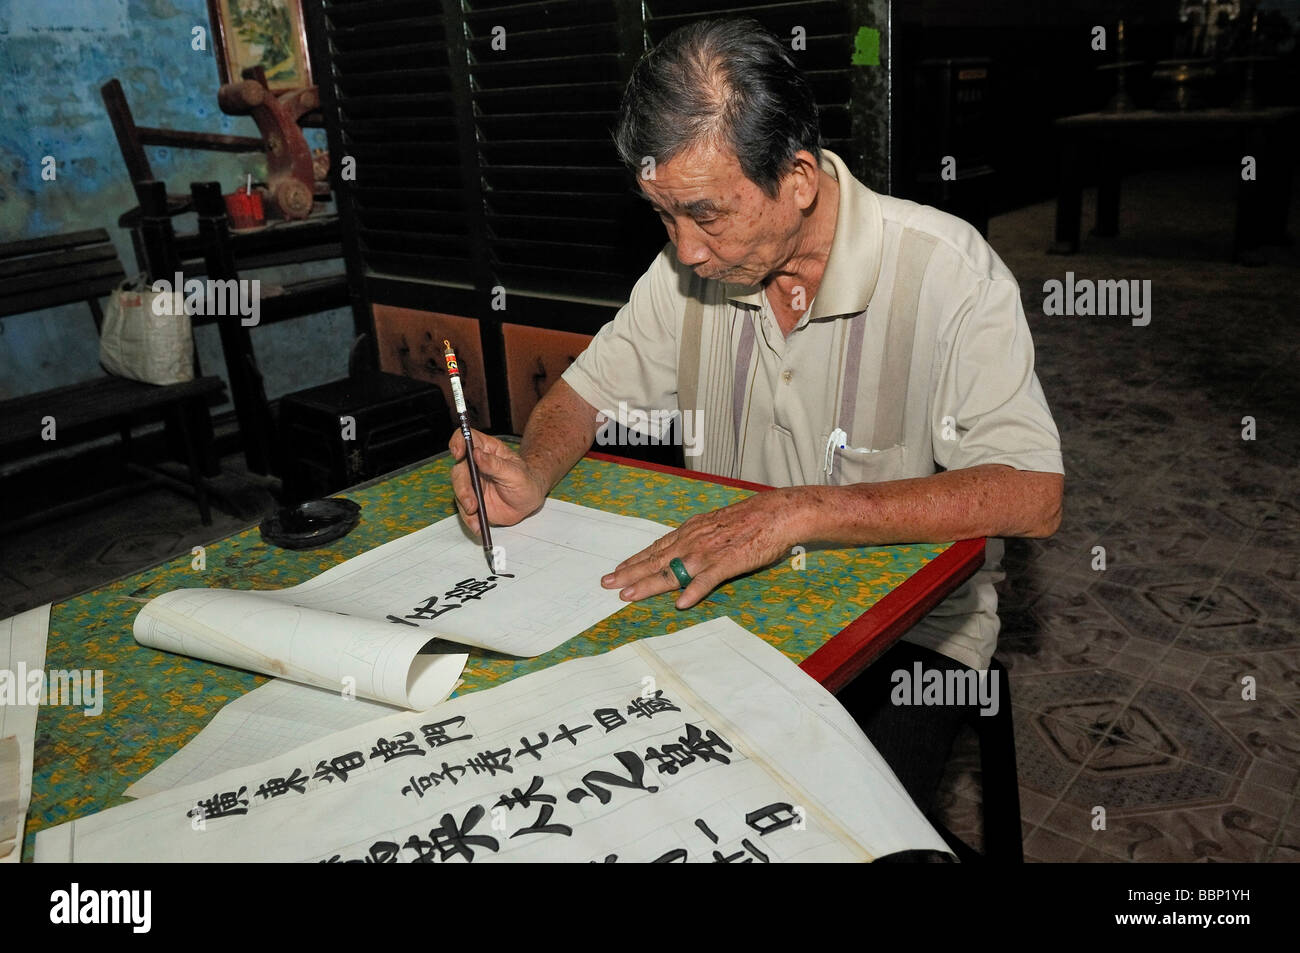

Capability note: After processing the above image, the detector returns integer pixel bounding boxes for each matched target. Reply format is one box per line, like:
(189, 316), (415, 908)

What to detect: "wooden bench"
(0, 228), (226, 528)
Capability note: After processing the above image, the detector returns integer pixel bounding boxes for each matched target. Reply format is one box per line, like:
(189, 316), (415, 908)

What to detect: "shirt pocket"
(825, 440), (909, 486)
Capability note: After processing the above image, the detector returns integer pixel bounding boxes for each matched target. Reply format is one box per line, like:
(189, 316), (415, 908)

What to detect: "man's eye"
(695, 217), (717, 227)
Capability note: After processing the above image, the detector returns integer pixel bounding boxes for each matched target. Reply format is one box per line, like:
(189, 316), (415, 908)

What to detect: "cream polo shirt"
(562, 148), (1063, 671)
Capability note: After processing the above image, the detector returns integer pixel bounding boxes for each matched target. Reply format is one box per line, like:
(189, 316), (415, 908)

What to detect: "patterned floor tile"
(1160, 461), (1293, 510)
(1268, 822), (1300, 862)
(1190, 649), (1300, 703)
(1144, 660), (1204, 692)
(1244, 758), (1298, 795)
(998, 627), (1129, 677)
(1091, 562), (1238, 646)
(96, 532), (184, 567)
(1250, 546), (1300, 601)
(1010, 670), (1141, 735)
(1011, 701), (1109, 798)
(1116, 681), (1251, 778)
(1187, 694), (1300, 772)
(1075, 845), (1130, 862)
(1023, 826), (1086, 862)
(1170, 567), (1300, 656)
(1067, 803), (1280, 863)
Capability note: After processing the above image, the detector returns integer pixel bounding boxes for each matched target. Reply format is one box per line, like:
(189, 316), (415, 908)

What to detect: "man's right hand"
(448, 429), (546, 535)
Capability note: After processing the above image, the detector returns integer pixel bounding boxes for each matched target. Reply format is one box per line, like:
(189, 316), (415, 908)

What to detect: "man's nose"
(675, 234), (709, 267)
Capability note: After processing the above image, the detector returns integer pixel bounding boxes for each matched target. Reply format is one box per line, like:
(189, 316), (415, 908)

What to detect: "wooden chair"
(101, 72), (363, 476)
(0, 229), (226, 529)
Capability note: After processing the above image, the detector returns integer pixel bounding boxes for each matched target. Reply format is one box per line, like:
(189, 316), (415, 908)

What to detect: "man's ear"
(786, 149), (822, 210)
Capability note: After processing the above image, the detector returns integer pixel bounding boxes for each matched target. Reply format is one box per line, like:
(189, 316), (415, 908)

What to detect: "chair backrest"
(100, 78), (263, 191)
(0, 229), (126, 324)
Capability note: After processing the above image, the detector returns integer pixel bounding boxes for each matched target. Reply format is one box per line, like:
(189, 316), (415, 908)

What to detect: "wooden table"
(21, 449), (984, 860)
(1051, 107), (1300, 260)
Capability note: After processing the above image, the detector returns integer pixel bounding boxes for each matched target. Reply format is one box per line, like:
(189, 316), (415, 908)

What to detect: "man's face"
(637, 141), (806, 285)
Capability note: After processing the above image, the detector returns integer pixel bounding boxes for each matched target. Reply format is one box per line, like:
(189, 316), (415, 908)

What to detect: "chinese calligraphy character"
(189, 786), (249, 821)
(677, 722), (733, 764)
(551, 722), (591, 746)
(746, 802), (801, 836)
(420, 716), (472, 749)
(626, 689), (680, 720)
(401, 773), (439, 798)
(651, 848), (688, 862)
(696, 817), (768, 862)
(425, 805), (500, 863)
(566, 750), (660, 805)
(645, 723), (733, 775)
(593, 708), (626, 732)
(370, 731), (425, 763)
(443, 574), (515, 603)
(364, 841), (402, 863)
(465, 747), (513, 776)
(515, 732), (549, 761)
(255, 767), (308, 800)
(314, 751), (366, 784)
(495, 776), (572, 839)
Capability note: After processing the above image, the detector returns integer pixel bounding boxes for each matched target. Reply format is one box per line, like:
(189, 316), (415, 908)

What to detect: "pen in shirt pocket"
(822, 427), (884, 480)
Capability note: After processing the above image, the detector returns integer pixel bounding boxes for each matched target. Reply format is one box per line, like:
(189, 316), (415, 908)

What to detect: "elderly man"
(451, 19), (1063, 813)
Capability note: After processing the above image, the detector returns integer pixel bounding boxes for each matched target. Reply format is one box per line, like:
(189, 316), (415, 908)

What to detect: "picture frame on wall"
(207, 0), (313, 92)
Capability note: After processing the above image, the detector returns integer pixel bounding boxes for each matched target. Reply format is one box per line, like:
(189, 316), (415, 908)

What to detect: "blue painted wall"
(0, 0), (351, 406)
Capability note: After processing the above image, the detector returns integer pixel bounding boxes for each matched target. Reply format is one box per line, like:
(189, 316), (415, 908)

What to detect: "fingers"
(470, 428), (507, 453)
(449, 447), (483, 536)
(448, 427), (504, 459)
(469, 442), (514, 482)
(451, 485), (481, 536)
(472, 431), (512, 459)
(607, 552), (693, 603)
(675, 566), (720, 610)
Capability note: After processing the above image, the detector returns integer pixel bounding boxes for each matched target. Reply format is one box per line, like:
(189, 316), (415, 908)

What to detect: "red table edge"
(585, 450), (772, 492)
(582, 450), (987, 693)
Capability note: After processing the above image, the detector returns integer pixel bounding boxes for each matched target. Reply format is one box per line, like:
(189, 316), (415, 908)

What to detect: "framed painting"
(208, 0), (314, 92)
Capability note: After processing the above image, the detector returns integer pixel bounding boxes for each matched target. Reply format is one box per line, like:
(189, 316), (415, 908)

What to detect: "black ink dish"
(260, 498), (362, 550)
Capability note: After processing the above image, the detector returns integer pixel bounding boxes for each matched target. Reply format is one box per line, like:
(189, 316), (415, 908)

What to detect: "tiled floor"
(1, 164), (1296, 862)
(933, 164), (1300, 862)
(0, 453), (276, 615)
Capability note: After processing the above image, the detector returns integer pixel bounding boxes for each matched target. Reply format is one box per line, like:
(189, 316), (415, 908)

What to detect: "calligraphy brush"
(443, 339), (495, 573)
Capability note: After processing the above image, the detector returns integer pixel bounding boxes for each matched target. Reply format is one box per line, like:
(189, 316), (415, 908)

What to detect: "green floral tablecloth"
(24, 452), (948, 860)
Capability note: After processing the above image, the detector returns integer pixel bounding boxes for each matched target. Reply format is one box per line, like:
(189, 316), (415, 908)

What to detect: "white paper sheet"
(125, 678), (411, 800)
(133, 500), (669, 708)
(0, 736), (20, 859)
(37, 617), (948, 863)
(0, 604), (51, 862)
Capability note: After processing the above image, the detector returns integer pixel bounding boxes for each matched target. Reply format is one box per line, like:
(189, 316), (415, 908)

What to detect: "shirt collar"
(724, 148), (884, 321)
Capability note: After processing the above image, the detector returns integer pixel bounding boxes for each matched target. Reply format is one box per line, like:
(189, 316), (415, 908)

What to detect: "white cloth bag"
(99, 275), (194, 385)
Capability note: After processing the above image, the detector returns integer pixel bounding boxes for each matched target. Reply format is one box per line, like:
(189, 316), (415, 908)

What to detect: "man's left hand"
(601, 489), (801, 609)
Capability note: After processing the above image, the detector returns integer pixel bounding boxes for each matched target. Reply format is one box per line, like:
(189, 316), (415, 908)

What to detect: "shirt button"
(782, 370), (794, 383)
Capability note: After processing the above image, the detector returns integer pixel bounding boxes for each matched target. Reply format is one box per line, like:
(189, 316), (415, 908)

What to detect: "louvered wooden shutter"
(313, 0), (472, 285)
(644, 1), (856, 164)
(307, 0), (879, 431)
(466, 0), (658, 302)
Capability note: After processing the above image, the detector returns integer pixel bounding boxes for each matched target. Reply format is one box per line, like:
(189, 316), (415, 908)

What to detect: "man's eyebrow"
(682, 199), (722, 217)
(637, 193), (724, 217)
